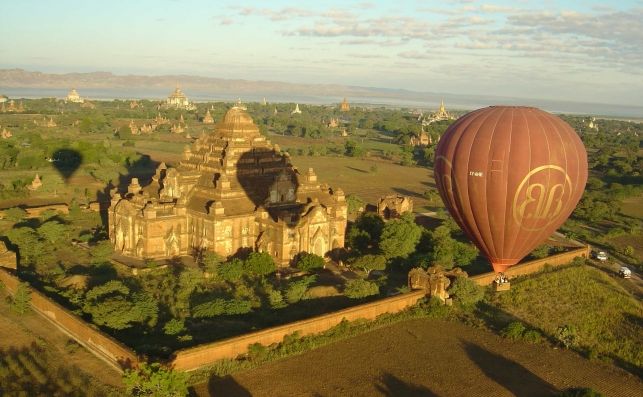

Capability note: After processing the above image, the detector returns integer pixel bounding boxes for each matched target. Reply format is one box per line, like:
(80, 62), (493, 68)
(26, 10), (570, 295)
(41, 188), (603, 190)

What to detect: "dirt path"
(199, 319), (642, 397)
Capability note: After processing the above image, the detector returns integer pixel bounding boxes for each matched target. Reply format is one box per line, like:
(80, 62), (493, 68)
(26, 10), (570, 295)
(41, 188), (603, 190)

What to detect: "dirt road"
(199, 319), (642, 397)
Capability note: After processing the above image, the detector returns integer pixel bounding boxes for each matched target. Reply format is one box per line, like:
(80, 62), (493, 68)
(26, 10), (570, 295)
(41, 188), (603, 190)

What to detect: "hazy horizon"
(2, 0), (642, 107)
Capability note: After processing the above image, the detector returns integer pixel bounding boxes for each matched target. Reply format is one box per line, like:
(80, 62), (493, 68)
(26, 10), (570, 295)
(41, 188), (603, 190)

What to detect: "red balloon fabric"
(434, 106), (588, 273)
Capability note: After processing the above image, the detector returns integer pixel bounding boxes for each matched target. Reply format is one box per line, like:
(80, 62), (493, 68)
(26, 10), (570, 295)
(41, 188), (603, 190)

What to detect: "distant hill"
(1, 68), (642, 118)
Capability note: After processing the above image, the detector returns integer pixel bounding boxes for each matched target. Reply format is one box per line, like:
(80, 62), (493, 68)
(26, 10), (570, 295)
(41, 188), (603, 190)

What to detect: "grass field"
(620, 195), (643, 219)
(289, 155), (438, 211)
(493, 264), (643, 372)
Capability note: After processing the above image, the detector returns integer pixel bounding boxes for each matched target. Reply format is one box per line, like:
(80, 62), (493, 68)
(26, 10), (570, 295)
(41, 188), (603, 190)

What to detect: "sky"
(1, 0), (642, 105)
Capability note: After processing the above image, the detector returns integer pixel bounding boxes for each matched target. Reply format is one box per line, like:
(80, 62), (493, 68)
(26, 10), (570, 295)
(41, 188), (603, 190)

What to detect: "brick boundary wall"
(0, 268), (138, 372)
(470, 246), (590, 286)
(170, 290), (427, 372)
(0, 245), (590, 374)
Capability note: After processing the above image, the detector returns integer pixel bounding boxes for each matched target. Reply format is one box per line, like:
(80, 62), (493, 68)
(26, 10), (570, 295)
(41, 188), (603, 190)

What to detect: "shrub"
(163, 319), (186, 336)
(268, 289), (286, 309)
(522, 329), (544, 344)
(11, 282), (31, 315)
(350, 254), (387, 275)
(192, 298), (252, 318)
(202, 252), (223, 275)
(247, 343), (268, 362)
(285, 276), (316, 304)
(556, 325), (580, 349)
(122, 362), (188, 397)
(64, 339), (81, 354)
(502, 321), (527, 340)
(344, 279), (380, 299)
(295, 252), (325, 272)
(448, 277), (483, 308)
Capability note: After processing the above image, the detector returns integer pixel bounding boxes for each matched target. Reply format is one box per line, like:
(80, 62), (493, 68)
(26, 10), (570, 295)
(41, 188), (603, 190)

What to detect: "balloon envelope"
(434, 106), (588, 273)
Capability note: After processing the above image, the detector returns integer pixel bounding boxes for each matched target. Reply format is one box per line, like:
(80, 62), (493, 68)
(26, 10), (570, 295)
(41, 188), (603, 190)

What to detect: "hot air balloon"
(434, 106), (588, 273)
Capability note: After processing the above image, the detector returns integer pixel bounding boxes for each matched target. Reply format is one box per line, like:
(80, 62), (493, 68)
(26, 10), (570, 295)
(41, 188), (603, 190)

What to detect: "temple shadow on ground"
(462, 341), (558, 396)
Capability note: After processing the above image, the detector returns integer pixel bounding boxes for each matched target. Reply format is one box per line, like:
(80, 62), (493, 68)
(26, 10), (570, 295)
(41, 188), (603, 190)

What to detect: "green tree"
(90, 240), (114, 264)
(202, 252), (223, 275)
(350, 254), (387, 275)
(344, 140), (364, 157)
(11, 282), (31, 315)
(219, 258), (244, 282)
(346, 194), (365, 215)
(123, 362), (188, 397)
(295, 252), (325, 272)
(379, 213), (421, 259)
(174, 268), (204, 317)
(192, 298), (252, 317)
(37, 221), (69, 245)
(347, 212), (385, 253)
(426, 225), (457, 268)
(344, 279), (380, 299)
(83, 281), (158, 330)
(244, 252), (276, 277)
(163, 319), (186, 336)
(448, 277), (483, 308)
(422, 189), (440, 206)
(4, 207), (27, 222)
(531, 244), (550, 259)
(453, 242), (479, 266)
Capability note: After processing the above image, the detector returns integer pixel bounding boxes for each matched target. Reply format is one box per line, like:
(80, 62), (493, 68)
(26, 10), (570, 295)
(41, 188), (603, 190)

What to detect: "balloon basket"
(494, 281), (511, 292)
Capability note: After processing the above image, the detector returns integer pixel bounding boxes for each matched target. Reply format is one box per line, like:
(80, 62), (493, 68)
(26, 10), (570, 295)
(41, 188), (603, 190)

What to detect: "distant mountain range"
(1, 68), (642, 118)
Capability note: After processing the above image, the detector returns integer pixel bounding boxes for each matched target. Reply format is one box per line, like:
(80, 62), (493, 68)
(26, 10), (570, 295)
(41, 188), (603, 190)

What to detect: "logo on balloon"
(512, 165), (573, 231)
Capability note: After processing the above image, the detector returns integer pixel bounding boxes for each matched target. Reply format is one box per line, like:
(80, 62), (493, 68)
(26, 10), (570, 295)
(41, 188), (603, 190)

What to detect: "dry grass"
(495, 264), (643, 370)
(289, 155), (439, 211)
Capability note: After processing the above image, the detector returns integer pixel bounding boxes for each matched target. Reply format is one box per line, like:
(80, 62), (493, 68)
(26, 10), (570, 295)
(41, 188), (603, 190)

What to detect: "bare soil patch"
(200, 319), (642, 397)
(0, 292), (123, 390)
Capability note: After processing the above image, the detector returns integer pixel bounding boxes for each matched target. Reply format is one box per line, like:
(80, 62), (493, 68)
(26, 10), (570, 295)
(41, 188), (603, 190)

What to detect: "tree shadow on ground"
(346, 165), (369, 173)
(375, 373), (438, 397)
(462, 341), (558, 397)
(205, 375), (252, 397)
(392, 187), (423, 198)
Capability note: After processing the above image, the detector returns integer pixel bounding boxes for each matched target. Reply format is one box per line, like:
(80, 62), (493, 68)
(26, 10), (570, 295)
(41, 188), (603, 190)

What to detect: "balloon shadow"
(51, 148), (83, 183)
(462, 341), (558, 396)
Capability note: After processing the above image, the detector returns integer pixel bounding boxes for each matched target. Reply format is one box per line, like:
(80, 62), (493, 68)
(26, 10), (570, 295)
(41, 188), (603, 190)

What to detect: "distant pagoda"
(203, 109), (214, 124)
(66, 88), (84, 103)
(340, 97), (350, 112)
(165, 85), (196, 111)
